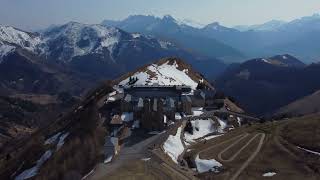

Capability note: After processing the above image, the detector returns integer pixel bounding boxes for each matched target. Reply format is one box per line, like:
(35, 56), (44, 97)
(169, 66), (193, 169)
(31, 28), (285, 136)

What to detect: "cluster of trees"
(196, 82), (206, 90)
(185, 120), (193, 135)
(128, 76), (139, 85)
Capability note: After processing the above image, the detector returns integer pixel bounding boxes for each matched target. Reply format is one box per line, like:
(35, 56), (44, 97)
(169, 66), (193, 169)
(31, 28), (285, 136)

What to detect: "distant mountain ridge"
(215, 54), (320, 115)
(233, 20), (287, 32)
(103, 13), (320, 63)
(0, 22), (226, 94)
(275, 90), (320, 117)
(102, 15), (245, 62)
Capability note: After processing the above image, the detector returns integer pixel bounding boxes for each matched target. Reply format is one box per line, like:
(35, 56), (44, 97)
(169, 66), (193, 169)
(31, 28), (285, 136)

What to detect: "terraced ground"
(185, 115), (320, 180)
(86, 114), (320, 180)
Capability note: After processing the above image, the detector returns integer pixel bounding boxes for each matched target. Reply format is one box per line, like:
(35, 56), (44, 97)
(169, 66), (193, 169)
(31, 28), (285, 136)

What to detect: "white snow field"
(0, 43), (15, 62)
(0, 26), (41, 52)
(56, 132), (70, 150)
(15, 150), (52, 180)
(191, 107), (204, 116)
(262, 172), (277, 177)
(44, 132), (62, 145)
(185, 119), (217, 143)
(184, 118), (225, 143)
(121, 112), (134, 122)
(119, 61), (198, 89)
(195, 154), (222, 173)
(163, 127), (185, 163)
(297, 146), (320, 156)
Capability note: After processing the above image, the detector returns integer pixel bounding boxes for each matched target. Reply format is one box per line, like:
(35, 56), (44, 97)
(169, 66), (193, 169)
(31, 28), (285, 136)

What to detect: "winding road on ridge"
(196, 132), (266, 180)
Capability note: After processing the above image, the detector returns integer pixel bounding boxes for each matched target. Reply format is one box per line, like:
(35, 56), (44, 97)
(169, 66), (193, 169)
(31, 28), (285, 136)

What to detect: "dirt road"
(196, 133), (265, 180)
(86, 133), (164, 180)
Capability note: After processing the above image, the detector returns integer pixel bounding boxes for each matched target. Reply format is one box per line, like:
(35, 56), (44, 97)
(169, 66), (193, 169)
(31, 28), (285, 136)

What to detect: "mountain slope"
(0, 26), (41, 53)
(42, 22), (226, 78)
(0, 47), (93, 96)
(215, 55), (319, 115)
(101, 15), (245, 61)
(275, 90), (320, 117)
(234, 20), (286, 32)
(0, 23), (226, 94)
(117, 57), (213, 90)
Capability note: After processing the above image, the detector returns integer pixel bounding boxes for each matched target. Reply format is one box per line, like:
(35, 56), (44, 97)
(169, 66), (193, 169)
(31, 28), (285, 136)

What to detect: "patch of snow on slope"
(56, 132), (69, 150)
(121, 112), (133, 122)
(176, 18), (206, 28)
(15, 150), (52, 180)
(141, 158), (151, 161)
(163, 127), (184, 163)
(132, 33), (141, 39)
(204, 134), (223, 140)
(297, 146), (320, 156)
(237, 117), (242, 126)
(0, 26), (41, 52)
(104, 156), (113, 164)
(184, 119), (219, 143)
(261, 58), (271, 64)
(175, 113), (182, 120)
(191, 107), (204, 116)
(262, 172), (277, 177)
(217, 117), (227, 132)
(195, 154), (222, 173)
(120, 61), (198, 89)
(0, 43), (15, 62)
(110, 137), (119, 155)
(81, 169), (95, 180)
(158, 40), (173, 49)
(42, 23), (121, 60)
(44, 132), (62, 145)
(119, 72), (150, 86)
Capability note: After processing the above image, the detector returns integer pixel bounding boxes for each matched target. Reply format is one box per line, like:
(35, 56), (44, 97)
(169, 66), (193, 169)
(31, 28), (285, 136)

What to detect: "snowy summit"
(118, 58), (210, 90)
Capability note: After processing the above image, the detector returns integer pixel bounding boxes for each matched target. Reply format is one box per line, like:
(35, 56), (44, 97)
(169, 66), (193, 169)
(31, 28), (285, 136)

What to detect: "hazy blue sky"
(1, 0), (319, 30)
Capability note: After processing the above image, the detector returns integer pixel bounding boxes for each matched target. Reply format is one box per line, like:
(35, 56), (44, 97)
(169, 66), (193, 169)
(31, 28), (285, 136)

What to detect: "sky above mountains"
(0, 0), (319, 30)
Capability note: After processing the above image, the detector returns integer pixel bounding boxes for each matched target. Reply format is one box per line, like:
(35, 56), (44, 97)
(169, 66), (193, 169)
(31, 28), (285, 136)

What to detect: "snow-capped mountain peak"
(259, 54), (305, 67)
(41, 22), (122, 61)
(176, 18), (206, 29)
(118, 57), (213, 90)
(0, 43), (15, 63)
(0, 25), (41, 52)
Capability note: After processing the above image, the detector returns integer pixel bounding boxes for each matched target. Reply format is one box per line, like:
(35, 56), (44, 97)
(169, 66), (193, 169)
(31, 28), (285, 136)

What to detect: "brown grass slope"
(276, 90), (320, 117)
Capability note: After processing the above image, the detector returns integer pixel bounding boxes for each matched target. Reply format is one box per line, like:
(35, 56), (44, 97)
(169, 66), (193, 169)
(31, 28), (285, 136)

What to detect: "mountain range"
(0, 23), (226, 95)
(102, 13), (320, 63)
